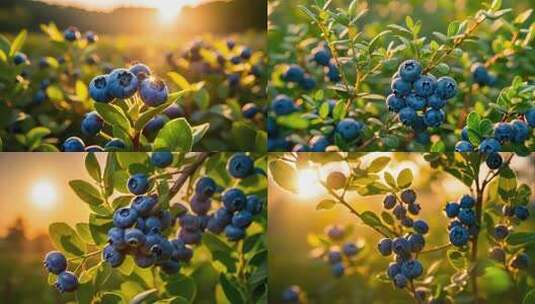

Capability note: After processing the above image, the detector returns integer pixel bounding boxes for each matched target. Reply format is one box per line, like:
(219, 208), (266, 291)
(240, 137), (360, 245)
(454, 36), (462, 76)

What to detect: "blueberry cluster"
(379, 190), (428, 288)
(387, 60), (457, 134)
(471, 63), (496, 87)
(443, 195), (478, 247)
(456, 112), (534, 152)
(316, 225), (361, 278)
(281, 64), (317, 91)
(43, 251), (78, 293)
(310, 43), (341, 82)
(62, 26), (98, 44)
(281, 285), (303, 303)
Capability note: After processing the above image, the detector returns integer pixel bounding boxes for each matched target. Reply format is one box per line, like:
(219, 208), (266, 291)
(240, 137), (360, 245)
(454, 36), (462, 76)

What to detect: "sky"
(39, 0), (207, 12)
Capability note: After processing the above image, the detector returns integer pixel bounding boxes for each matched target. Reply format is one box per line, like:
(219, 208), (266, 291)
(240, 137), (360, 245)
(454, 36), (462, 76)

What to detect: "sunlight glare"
(30, 181), (58, 209)
(155, 0), (195, 24)
(296, 169), (323, 198)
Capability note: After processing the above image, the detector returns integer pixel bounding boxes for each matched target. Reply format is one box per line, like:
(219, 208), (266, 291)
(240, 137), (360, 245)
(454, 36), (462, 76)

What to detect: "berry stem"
(168, 152), (213, 199)
(418, 243), (452, 254)
(484, 32), (519, 68)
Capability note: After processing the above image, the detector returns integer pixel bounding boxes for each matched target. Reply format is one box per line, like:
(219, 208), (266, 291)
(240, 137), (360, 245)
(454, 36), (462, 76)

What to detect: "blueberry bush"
(268, 0), (535, 152)
(42, 152), (267, 303)
(0, 23), (266, 152)
(269, 152), (534, 303)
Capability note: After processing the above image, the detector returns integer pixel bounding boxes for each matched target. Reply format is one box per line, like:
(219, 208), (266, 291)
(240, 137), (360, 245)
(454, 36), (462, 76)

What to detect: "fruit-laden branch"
(169, 152), (213, 199)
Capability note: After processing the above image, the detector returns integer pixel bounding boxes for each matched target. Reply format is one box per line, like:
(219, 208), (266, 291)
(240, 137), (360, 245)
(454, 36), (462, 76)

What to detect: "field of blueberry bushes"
(268, 0), (535, 152)
(0, 24), (266, 152)
(42, 152), (267, 303)
(268, 152), (535, 303)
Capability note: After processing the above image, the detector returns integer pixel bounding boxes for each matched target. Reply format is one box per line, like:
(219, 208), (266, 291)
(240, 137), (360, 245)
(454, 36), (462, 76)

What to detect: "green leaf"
(116, 152), (148, 169)
(319, 102), (330, 118)
(49, 223), (86, 257)
(133, 101), (171, 130)
(316, 199), (336, 210)
(69, 180), (103, 205)
(75, 223), (95, 245)
(268, 160), (298, 192)
(384, 171), (396, 189)
(276, 113), (309, 129)
(153, 118), (193, 151)
(89, 214), (113, 245)
(9, 30), (27, 56)
(164, 274), (197, 301)
(360, 211), (383, 228)
(99, 292), (125, 304)
(167, 72), (191, 90)
(203, 232), (233, 253)
(332, 100), (347, 120)
(466, 112), (481, 131)
(447, 250), (467, 271)
(498, 166), (517, 199)
(194, 88), (210, 110)
(522, 289), (535, 304)
(94, 103), (131, 133)
(46, 85), (64, 101)
(506, 232), (535, 246)
(220, 274), (245, 304)
(85, 153), (101, 182)
(396, 169), (413, 189)
(192, 123), (210, 146)
(131, 289), (158, 304)
(368, 157), (390, 173)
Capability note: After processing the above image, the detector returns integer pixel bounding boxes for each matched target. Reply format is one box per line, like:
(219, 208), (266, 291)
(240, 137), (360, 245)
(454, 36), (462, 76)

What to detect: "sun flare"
(30, 181), (58, 209)
(296, 169), (323, 198)
(155, 0), (193, 24)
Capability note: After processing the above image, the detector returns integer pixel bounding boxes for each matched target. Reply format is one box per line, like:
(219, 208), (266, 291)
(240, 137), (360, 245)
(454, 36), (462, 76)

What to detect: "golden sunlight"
(155, 0), (197, 24)
(296, 169), (323, 199)
(30, 180), (58, 209)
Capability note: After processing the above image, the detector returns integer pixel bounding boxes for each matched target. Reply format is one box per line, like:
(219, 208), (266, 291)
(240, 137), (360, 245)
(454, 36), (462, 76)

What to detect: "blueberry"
(171, 239), (193, 262)
(471, 63), (490, 85)
(103, 245), (125, 267)
(131, 194), (158, 216)
(342, 243), (359, 257)
(502, 205), (514, 217)
(151, 151), (173, 168)
(104, 138), (126, 151)
(107, 227), (127, 249)
(399, 107), (417, 125)
(408, 233), (425, 252)
(282, 286), (301, 303)
(128, 63), (151, 80)
(411, 116), (427, 132)
(414, 75), (436, 97)
(393, 204), (407, 220)
(13, 52), (29, 65)
(327, 63), (341, 82)
(242, 103), (259, 119)
(62, 137), (85, 152)
(124, 228), (146, 247)
(140, 78), (168, 107)
(427, 94), (446, 109)
(448, 220), (462, 231)
(406, 94), (427, 111)
(190, 194), (211, 215)
(461, 127), (469, 141)
(164, 104), (184, 119)
(327, 249), (343, 264)
(309, 135), (330, 152)
(455, 140), (473, 152)
(299, 75), (316, 90)
(413, 220), (429, 234)
(378, 238), (393, 256)
(391, 78), (412, 96)
(479, 138), (501, 153)
(85, 145), (104, 152)
(459, 195), (475, 209)
(401, 189), (417, 204)
(335, 118), (363, 141)
(435, 76), (457, 99)
(444, 202), (460, 218)
(312, 46), (331, 66)
(224, 224), (246, 241)
(271, 94), (296, 116)
(134, 253), (156, 268)
(489, 247), (506, 263)
(283, 64), (305, 83)
(494, 123), (513, 142)
(326, 225), (345, 240)
(393, 273), (408, 288)
(398, 60), (422, 82)
(386, 94), (406, 113)
(227, 153), (254, 178)
(415, 288), (427, 302)
(407, 202), (421, 215)
(401, 260), (423, 279)
(385, 263), (401, 281)
(383, 194), (397, 209)
(127, 173), (150, 195)
(423, 108), (445, 127)
(207, 216), (226, 234)
(43, 251), (67, 274)
(194, 177), (216, 199)
(246, 195), (263, 215)
(525, 108), (535, 128)
(143, 115), (166, 138)
(160, 260), (181, 274)
(33, 90), (48, 105)
(401, 217), (414, 228)
(81, 111), (104, 136)
(331, 262), (345, 278)
(486, 152), (502, 169)
(449, 225), (469, 247)
(458, 208), (475, 225)
(151, 237), (175, 259)
(511, 120), (529, 143)
(514, 206), (529, 220)
(85, 31), (98, 43)
(222, 188), (246, 212)
(89, 75), (113, 102)
(63, 26), (81, 41)
(108, 68), (139, 99)
(113, 207), (138, 228)
(510, 252), (529, 269)
(494, 224), (509, 240)
(144, 216), (162, 234)
(55, 271), (78, 293)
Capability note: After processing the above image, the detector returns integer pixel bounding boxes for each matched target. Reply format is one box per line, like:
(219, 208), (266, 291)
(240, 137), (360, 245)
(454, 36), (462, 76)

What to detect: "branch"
(169, 152), (213, 199)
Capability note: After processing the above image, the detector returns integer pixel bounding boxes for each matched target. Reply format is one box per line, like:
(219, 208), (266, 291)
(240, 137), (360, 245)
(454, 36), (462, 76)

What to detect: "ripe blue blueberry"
(62, 137), (85, 152)
(493, 123), (513, 142)
(383, 194), (396, 209)
(327, 63), (341, 82)
(140, 78), (168, 107)
(471, 63), (490, 85)
(143, 115), (166, 138)
(309, 135), (330, 152)
(331, 262), (345, 278)
(392, 237), (411, 255)
(222, 188), (247, 212)
(271, 94), (296, 116)
(151, 151), (173, 168)
(386, 94), (406, 112)
(89, 75), (113, 103)
(407, 203), (421, 215)
(444, 202), (460, 218)
(246, 195), (263, 215)
(449, 225), (469, 247)
(427, 94), (446, 109)
(486, 152), (502, 169)
(423, 108), (445, 127)
(131, 195), (158, 217)
(459, 195), (475, 209)
(240, 47), (252, 60)
(448, 220), (462, 231)
(144, 216), (162, 234)
(435, 76), (457, 99)
(489, 247), (506, 263)
(85, 31), (98, 43)
(502, 205), (514, 217)
(179, 214), (201, 231)
(479, 138), (501, 153)
(55, 271), (78, 293)
(401, 217), (414, 228)
(242, 103), (259, 119)
(103, 245), (125, 267)
(151, 237), (175, 259)
(378, 238), (393, 256)
(105, 138), (126, 151)
(393, 273), (408, 288)
(127, 173), (150, 195)
(44, 251), (67, 274)
(414, 75), (436, 97)
(232, 210), (253, 228)
(230, 56), (241, 65)
(107, 227), (127, 249)
(81, 111), (104, 136)
(510, 253), (529, 269)
(455, 140), (473, 152)
(299, 75), (316, 90)
(283, 64), (305, 82)
(461, 127), (469, 141)
(399, 107), (417, 125)
(328, 249), (342, 264)
(408, 233), (425, 252)
(160, 260), (181, 274)
(224, 224), (246, 241)
(387, 262), (401, 279)
(401, 189), (416, 204)
(525, 108), (535, 128)
(494, 224), (509, 240)
(406, 94), (427, 111)
(458, 208), (475, 225)
(63, 26), (81, 41)
(194, 177), (216, 199)
(13, 52), (29, 65)
(33, 90), (48, 104)
(413, 220), (429, 234)
(134, 253), (156, 268)
(312, 46), (331, 66)
(190, 194), (211, 215)
(511, 120), (529, 143)
(164, 104), (184, 119)
(342, 243), (359, 257)
(335, 118), (363, 141)
(514, 206), (529, 220)
(282, 286), (301, 303)
(393, 205), (407, 220)
(171, 239), (193, 262)
(108, 68), (139, 99)
(391, 78), (412, 96)
(326, 225), (345, 240)
(227, 153), (254, 179)
(129, 63), (151, 80)
(401, 260), (423, 279)
(113, 207), (138, 228)
(398, 60), (422, 82)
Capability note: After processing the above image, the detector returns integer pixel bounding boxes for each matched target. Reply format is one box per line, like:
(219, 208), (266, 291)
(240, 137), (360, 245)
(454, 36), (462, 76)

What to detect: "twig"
(169, 152), (213, 199)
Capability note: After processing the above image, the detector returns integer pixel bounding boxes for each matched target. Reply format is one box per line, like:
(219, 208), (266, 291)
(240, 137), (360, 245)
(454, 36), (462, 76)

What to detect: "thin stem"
(484, 33), (518, 68)
(67, 249), (103, 262)
(169, 152), (213, 199)
(419, 243), (452, 254)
